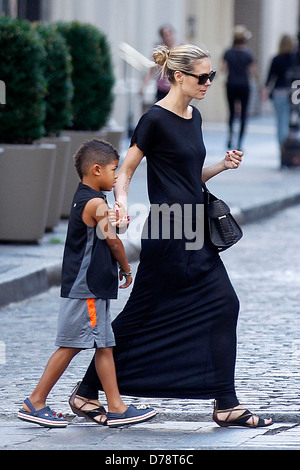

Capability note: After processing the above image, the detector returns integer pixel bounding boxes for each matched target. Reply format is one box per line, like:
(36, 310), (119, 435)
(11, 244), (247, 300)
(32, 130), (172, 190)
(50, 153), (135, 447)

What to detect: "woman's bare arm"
(114, 144), (144, 209)
(107, 144), (145, 232)
(202, 150), (243, 183)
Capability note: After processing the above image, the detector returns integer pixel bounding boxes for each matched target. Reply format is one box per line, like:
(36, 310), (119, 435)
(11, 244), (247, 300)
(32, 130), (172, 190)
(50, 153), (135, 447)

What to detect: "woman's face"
(180, 58), (213, 101)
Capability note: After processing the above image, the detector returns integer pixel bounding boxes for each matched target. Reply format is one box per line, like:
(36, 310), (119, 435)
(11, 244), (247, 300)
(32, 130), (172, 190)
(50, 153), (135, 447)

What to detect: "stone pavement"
(0, 115), (299, 450)
(0, 203), (299, 450)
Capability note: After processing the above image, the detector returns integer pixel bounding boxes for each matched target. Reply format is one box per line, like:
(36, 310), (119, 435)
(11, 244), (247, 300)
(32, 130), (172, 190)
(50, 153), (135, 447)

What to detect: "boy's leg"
(94, 347), (128, 414)
(79, 347), (157, 427)
(23, 347), (81, 412)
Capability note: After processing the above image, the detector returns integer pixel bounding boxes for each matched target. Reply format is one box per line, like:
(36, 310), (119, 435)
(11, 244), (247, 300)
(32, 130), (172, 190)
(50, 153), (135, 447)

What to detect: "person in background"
(221, 25), (259, 151)
(265, 34), (296, 148)
(139, 24), (177, 101)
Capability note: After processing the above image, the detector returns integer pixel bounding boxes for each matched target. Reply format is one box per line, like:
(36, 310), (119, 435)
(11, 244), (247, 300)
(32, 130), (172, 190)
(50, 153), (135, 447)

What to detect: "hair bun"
(153, 45), (170, 66)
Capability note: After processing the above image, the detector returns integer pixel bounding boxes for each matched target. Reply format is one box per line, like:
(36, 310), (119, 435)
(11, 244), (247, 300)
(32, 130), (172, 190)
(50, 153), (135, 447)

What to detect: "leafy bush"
(56, 21), (114, 131)
(0, 16), (47, 144)
(34, 22), (73, 136)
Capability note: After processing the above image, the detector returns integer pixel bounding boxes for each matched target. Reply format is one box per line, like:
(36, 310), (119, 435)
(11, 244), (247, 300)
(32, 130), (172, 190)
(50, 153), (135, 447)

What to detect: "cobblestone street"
(221, 204), (299, 419)
(0, 203), (299, 450)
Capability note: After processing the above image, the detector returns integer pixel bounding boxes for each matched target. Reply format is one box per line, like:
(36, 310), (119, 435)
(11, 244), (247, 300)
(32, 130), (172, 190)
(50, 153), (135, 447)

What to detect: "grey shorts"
(55, 298), (115, 349)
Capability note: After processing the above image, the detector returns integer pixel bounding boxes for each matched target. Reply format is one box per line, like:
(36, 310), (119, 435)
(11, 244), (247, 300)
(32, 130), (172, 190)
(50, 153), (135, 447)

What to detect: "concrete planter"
(39, 136), (71, 230)
(60, 130), (107, 218)
(0, 143), (56, 242)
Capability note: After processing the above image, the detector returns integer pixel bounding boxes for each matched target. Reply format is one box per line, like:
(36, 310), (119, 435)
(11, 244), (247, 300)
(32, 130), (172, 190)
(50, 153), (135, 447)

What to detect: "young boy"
(18, 139), (156, 428)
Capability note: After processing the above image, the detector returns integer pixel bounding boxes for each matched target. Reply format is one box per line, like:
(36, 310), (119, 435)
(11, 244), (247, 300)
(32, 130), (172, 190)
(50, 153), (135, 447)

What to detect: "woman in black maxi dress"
(74, 45), (272, 427)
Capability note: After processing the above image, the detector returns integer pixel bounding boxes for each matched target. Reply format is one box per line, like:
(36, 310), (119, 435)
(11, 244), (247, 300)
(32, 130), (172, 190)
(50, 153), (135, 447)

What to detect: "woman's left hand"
(224, 150), (243, 169)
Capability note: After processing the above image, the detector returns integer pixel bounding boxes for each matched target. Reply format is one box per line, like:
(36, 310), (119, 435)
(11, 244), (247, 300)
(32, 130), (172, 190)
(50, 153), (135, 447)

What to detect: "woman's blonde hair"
(278, 34), (295, 55)
(152, 44), (210, 83)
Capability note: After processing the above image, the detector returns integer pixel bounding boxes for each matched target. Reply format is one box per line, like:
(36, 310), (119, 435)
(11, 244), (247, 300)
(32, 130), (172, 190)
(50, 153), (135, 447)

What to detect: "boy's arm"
(82, 198), (132, 288)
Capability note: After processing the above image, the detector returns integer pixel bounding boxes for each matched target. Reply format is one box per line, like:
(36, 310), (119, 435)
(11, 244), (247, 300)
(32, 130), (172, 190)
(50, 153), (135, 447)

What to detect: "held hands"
(224, 150), (243, 169)
(108, 201), (130, 230)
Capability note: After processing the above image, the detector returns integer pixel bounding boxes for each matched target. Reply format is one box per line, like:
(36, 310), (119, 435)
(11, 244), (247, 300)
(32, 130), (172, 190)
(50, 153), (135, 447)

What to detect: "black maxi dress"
(78, 105), (240, 403)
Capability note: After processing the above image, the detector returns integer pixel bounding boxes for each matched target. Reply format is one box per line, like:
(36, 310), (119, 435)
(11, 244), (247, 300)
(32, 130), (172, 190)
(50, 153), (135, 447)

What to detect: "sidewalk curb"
(1, 194), (300, 309)
(0, 267), (52, 308)
(232, 193), (300, 225)
(149, 410), (300, 424)
(1, 410), (299, 424)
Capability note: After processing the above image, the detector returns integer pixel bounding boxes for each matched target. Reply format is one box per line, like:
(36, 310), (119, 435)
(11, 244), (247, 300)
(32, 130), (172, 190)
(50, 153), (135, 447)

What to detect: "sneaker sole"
(18, 411), (68, 428)
(107, 409), (157, 427)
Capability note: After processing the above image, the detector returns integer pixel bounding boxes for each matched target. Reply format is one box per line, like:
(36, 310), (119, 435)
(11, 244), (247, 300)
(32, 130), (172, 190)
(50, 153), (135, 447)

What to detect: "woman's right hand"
(108, 202), (130, 232)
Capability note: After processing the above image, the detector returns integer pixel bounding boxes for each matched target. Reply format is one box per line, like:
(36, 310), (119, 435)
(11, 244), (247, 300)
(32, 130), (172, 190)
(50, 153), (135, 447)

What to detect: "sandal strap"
(75, 396), (106, 415)
(82, 407), (106, 420)
(225, 408), (253, 425)
(213, 400), (271, 428)
(214, 401), (253, 424)
(214, 401), (267, 427)
(24, 397), (37, 413)
(24, 398), (54, 416)
(225, 410), (266, 427)
(23, 398), (64, 421)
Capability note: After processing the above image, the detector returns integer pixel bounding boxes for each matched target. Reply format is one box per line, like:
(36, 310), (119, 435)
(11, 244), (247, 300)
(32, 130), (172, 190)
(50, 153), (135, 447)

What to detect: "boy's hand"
(119, 267), (133, 289)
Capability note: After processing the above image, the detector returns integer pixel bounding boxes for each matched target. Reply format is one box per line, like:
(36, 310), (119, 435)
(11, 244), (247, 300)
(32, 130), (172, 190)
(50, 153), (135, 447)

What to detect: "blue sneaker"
(18, 398), (68, 428)
(107, 404), (157, 427)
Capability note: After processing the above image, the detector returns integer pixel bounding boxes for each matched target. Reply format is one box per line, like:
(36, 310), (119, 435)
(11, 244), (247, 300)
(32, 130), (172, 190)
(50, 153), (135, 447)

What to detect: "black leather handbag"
(203, 184), (243, 251)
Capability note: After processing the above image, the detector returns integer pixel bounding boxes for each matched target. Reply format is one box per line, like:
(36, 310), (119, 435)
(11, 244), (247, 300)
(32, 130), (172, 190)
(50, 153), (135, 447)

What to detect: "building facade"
(1, 0), (299, 128)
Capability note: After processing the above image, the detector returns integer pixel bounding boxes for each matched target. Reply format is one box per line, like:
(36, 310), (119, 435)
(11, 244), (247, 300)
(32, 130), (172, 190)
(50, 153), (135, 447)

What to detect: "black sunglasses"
(180, 70), (216, 85)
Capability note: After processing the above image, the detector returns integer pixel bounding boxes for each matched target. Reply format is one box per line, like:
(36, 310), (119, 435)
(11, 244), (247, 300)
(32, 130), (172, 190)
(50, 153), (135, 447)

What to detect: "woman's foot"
(213, 400), (272, 428)
(69, 382), (107, 424)
(71, 395), (107, 424)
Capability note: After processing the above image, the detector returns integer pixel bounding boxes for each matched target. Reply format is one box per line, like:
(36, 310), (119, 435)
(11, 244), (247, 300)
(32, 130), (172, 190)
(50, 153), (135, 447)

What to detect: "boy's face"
(96, 159), (119, 191)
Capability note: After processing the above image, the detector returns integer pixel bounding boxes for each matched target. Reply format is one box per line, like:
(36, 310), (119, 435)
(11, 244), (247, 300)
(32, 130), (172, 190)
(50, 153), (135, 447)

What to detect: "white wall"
(43, 0), (300, 127)
(185, 0), (235, 122)
(260, 0), (299, 82)
(44, 0), (186, 129)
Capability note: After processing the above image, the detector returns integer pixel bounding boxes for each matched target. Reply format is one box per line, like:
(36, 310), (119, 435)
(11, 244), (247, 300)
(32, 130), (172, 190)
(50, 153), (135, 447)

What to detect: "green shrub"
(34, 22), (73, 136)
(0, 16), (47, 144)
(56, 21), (114, 131)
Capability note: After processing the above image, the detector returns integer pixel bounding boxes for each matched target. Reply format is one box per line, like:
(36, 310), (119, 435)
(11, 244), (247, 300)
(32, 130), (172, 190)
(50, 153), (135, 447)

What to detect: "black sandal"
(213, 400), (272, 428)
(69, 382), (107, 425)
